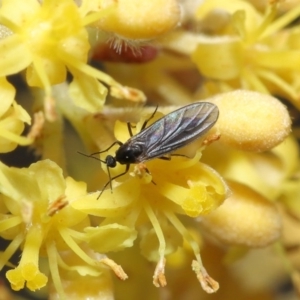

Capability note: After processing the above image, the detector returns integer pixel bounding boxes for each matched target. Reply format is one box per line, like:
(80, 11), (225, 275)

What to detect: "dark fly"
(80, 102), (219, 198)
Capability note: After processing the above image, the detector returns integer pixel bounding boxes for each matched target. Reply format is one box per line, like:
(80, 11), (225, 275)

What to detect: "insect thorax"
(115, 143), (144, 164)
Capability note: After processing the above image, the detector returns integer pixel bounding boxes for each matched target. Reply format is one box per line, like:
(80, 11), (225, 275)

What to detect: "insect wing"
(130, 102), (219, 161)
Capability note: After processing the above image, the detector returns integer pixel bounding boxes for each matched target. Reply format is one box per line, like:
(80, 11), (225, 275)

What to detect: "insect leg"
(141, 106), (158, 130)
(158, 153), (189, 161)
(97, 164), (130, 199)
(127, 122), (134, 137)
(159, 156), (171, 161)
(148, 169), (157, 185)
(140, 165), (156, 186)
(126, 105), (159, 136)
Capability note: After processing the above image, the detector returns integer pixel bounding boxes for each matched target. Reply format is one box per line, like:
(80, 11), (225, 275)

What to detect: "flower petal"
(26, 57), (67, 87)
(69, 69), (107, 112)
(71, 178), (140, 217)
(85, 224), (137, 252)
(0, 78), (15, 116)
(191, 37), (243, 80)
(0, 162), (40, 207)
(0, 35), (32, 76)
(29, 160), (66, 203)
(0, 0), (39, 25)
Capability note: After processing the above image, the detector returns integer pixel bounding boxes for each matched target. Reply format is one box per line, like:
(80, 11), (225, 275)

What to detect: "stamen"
(165, 211), (219, 293)
(58, 227), (97, 267)
(143, 200), (167, 287)
(256, 69), (299, 106)
(100, 257), (128, 280)
(242, 68), (270, 94)
(47, 195), (68, 217)
(46, 241), (66, 300)
(0, 233), (24, 271)
(191, 260), (219, 293)
(26, 111), (45, 141)
(254, 3), (277, 42)
(32, 57), (55, 120)
(261, 4), (300, 39)
(59, 52), (146, 103)
(153, 256), (166, 287)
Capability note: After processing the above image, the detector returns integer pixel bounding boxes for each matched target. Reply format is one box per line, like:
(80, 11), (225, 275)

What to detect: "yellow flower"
(0, 159), (118, 298)
(160, 1), (300, 108)
(192, 0), (300, 106)
(0, 0), (145, 118)
(72, 109), (229, 293)
(0, 77), (32, 152)
(6, 225), (48, 291)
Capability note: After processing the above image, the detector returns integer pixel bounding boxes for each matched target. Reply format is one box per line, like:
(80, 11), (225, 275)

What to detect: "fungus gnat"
(80, 102), (219, 198)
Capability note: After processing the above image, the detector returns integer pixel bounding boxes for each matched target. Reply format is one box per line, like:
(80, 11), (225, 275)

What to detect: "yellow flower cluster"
(196, 1), (300, 108)
(0, 0), (298, 299)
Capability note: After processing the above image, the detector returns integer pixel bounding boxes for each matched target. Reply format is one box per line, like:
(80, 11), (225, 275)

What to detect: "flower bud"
(95, 0), (181, 40)
(200, 180), (282, 247)
(210, 90), (291, 152)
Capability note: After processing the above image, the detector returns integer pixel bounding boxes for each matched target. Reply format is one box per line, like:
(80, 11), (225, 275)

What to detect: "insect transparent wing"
(147, 102), (218, 154)
(131, 102), (219, 161)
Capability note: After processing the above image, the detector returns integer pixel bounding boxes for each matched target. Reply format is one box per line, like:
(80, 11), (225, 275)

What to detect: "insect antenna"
(97, 164), (130, 199)
(77, 151), (106, 163)
(89, 141), (124, 156)
(78, 152), (119, 199)
(78, 140), (123, 162)
(78, 140), (128, 199)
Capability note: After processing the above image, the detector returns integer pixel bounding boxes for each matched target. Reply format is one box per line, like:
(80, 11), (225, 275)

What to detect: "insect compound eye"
(106, 155), (117, 168)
